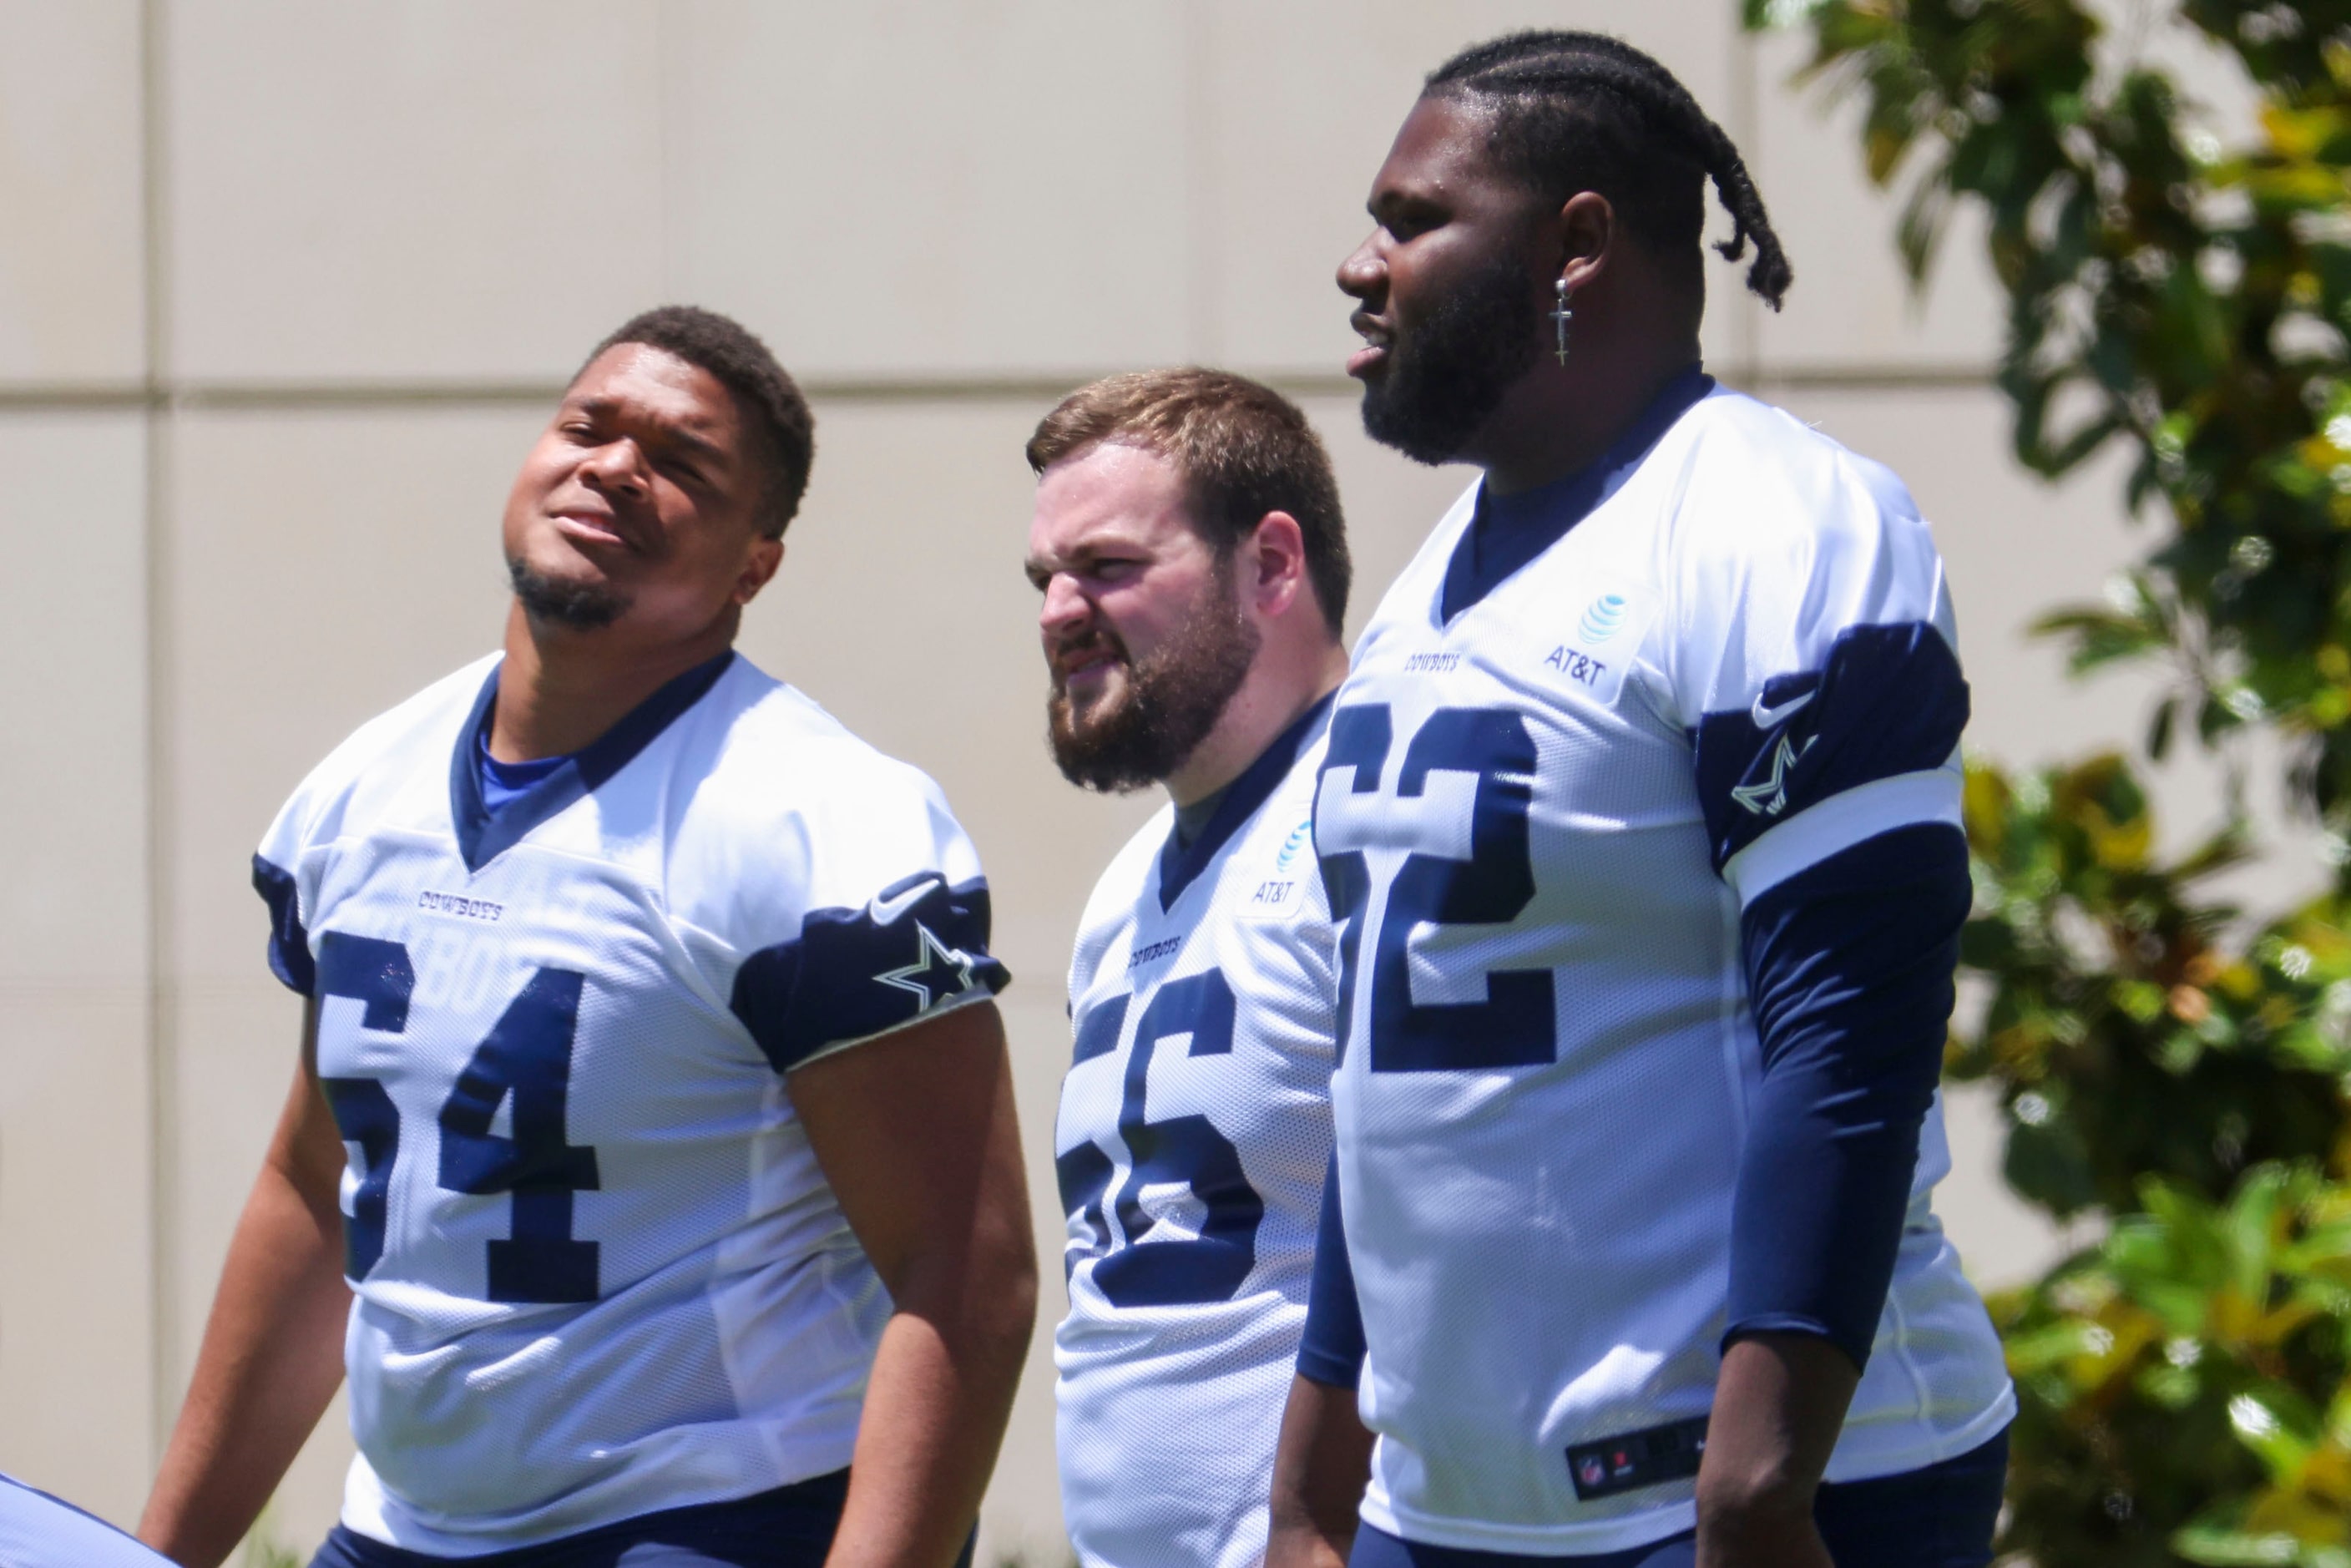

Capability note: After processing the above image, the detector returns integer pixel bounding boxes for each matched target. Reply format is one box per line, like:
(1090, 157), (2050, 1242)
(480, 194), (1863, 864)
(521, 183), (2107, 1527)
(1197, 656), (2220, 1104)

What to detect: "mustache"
(1049, 629), (1131, 686)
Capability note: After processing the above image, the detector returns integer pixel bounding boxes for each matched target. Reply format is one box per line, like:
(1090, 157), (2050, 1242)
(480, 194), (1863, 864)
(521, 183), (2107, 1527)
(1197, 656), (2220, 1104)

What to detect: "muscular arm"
(139, 1001), (351, 1568)
(791, 999), (1037, 1568)
(1267, 1375), (1377, 1568)
(1696, 824), (1971, 1565)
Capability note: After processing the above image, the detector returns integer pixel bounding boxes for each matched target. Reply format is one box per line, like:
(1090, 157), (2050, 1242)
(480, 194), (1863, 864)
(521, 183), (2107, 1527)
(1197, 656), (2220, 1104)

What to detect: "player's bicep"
(787, 999), (1034, 1305)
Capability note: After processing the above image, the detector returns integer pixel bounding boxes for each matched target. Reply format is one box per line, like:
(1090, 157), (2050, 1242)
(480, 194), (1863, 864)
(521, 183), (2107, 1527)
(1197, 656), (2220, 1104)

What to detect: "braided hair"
(1425, 31), (1792, 310)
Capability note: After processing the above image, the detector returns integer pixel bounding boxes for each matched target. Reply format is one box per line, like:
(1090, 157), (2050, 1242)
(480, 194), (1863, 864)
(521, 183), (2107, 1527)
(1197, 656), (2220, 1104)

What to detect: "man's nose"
(1337, 233), (1383, 299)
(579, 438), (650, 495)
(1039, 574), (1092, 639)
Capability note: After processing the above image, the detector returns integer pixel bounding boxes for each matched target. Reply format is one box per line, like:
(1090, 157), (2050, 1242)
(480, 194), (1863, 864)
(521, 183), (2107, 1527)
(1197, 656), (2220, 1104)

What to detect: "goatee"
(1047, 574), (1260, 793)
(508, 556), (631, 630)
(1360, 253), (1542, 465)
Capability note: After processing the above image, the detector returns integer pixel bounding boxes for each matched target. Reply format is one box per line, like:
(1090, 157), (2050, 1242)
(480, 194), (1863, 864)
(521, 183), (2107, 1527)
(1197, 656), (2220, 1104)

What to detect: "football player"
(1024, 370), (1352, 1568)
(1267, 33), (2015, 1568)
(137, 306), (1038, 1568)
(1, 1474), (174, 1566)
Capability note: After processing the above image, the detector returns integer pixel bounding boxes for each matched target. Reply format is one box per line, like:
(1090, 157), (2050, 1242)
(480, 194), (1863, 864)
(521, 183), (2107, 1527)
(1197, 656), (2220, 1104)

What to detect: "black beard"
(508, 557), (630, 630)
(1360, 253), (1543, 465)
(1047, 574), (1261, 794)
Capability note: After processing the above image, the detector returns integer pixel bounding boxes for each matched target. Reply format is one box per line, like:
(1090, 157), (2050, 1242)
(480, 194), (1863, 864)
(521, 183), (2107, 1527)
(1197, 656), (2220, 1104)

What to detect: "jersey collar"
(1439, 363), (1715, 624)
(1155, 690), (1336, 912)
(447, 650), (736, 873)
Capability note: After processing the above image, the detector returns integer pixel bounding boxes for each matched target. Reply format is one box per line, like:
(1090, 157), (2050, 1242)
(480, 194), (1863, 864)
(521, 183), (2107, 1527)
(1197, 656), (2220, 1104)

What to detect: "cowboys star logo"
(873, 922), (977, 1009)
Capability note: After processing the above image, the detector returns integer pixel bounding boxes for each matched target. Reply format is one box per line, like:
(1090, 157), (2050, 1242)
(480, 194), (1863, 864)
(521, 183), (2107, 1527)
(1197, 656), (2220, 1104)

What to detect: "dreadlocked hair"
(1425, 31), (1792, 311)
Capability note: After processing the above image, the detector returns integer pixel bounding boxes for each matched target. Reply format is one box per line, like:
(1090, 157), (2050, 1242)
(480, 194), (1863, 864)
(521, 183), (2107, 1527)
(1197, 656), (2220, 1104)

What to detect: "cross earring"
(1551, 278), (1574, 367)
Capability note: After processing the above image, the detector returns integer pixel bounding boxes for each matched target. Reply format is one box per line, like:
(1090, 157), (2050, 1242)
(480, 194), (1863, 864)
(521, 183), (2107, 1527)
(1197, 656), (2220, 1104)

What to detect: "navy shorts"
(1350, 1428), (2010, 1568)
(310, 1470), (878, 1568)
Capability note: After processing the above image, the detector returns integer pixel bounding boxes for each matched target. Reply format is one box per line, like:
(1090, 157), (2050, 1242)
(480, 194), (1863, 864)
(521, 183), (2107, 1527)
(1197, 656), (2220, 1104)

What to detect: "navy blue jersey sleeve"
(729, 873), (1010, 1073)
(1297, 1154), (1368, 1389)
(1723, 822), (1969, 1373)
(252, 854), (316, 996)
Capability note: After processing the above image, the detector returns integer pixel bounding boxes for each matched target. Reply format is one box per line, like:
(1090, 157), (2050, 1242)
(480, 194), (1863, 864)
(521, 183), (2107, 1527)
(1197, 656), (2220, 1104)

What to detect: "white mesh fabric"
(1055, 741), (1337, 1568)
(260, 654), (992, 1554)
(1322, 390), (2014, 1556)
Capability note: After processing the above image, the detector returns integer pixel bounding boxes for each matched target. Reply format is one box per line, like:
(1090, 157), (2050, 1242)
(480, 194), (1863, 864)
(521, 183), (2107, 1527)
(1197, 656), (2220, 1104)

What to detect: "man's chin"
(508, 556), (633, 631)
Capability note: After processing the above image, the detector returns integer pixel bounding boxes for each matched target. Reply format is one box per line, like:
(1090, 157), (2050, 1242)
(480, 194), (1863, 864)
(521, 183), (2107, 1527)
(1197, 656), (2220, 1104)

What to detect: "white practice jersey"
(1055, 699), (1339, 1568)
(1317, 382), (2015, 1555)
(0, 1474), (174, 1568)
(254, 650), (1008, 1555)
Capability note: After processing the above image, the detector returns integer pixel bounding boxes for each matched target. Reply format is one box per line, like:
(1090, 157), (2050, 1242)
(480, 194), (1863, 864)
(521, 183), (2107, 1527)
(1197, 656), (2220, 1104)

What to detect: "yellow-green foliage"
(1744, 0), (2351, 1558)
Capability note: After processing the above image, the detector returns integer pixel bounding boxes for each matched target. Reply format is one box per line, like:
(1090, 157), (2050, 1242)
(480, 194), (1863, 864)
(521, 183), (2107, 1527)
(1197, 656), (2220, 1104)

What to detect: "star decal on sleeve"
(1730, 732), (1818, 818)
(873, 922), (978, 1009)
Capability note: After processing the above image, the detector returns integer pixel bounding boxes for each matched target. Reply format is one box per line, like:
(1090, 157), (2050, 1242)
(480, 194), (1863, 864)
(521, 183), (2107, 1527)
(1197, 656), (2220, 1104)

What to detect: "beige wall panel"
(0, 415), (149, 1515)
(163, 405), (539, 1536)
(165, 407), (535, 983)
(0, 1), (143, 383)
(665, 2), (1192, 379)
(0, 994), (152, 1526)
(168, 3), (663, 382)
(0, 412), (148, 984)
(164, 984), (356, 1555)
(1196, 3), (1754, 377)
(1748, 32), (2005, 374)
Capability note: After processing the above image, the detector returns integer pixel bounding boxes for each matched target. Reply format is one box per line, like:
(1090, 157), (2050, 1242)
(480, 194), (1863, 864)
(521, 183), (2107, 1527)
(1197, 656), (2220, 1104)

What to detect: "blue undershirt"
(477, 731), (569, 814)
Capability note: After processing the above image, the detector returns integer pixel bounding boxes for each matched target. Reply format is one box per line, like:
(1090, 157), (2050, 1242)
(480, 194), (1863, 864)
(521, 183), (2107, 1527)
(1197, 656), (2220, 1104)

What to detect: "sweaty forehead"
(566, 344), (742, 447)
(1029, 442), (1206, 560)
(1373, 94), (1509, 202)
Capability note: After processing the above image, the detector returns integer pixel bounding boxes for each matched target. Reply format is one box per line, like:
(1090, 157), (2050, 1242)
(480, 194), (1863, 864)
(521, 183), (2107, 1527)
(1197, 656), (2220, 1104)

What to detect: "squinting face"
(1338, 94), (1550, 463)
(501, 343), (779, 637)
(1025, 442), (1258, 792)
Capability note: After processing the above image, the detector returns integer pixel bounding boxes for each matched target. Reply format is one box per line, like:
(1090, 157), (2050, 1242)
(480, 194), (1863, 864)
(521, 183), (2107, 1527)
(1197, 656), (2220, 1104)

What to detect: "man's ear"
(1245, 511), (1309, 619)
(1555, 190), (1616, 296)
(735, 537), (786, 607)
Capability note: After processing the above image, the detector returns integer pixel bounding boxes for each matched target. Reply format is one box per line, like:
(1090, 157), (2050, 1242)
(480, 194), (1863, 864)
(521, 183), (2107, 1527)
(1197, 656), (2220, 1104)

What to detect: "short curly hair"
(580, 306), (817, 539)
(1027, 367), (1351, 635)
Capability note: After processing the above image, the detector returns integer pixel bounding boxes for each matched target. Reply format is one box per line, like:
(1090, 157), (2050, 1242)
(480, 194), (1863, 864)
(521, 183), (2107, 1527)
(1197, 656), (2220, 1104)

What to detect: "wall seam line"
(139, 0), (179, 1474)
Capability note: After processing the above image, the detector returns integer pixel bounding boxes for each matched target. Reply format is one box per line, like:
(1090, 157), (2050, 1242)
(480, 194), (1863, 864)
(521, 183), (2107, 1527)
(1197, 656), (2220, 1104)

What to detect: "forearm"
(799, 1004), (1036, 1568)
(824, 1278), (1032, 1568)
(1695, 1333), (1856, 1566)
(1267, 1373), (1375, 1568)
(1723, 824), (1965, 1362)
(139, 1151), (350, 1567)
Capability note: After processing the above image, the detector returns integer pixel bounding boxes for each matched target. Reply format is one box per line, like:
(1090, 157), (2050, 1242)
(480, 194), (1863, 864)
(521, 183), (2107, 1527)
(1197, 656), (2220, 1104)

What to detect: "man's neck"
(1474, 330), (1702, 497)
(1163, 640), (1349, 809)
(491, 602), (738, 761)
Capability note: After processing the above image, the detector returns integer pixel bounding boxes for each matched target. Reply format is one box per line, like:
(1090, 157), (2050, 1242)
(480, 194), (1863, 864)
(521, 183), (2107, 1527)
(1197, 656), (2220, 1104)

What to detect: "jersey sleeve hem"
(1721, 766), (1962, 907)
(777, 981), (1005, 1074)
(1720, 1313), (1856, 1368)
(251, 854), (316, 996)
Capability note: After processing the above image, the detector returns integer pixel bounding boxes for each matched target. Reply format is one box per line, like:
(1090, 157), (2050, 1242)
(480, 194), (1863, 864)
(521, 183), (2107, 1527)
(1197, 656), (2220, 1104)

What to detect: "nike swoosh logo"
(1751, 688), (1817, 730)
(868, 876), (939, 925)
